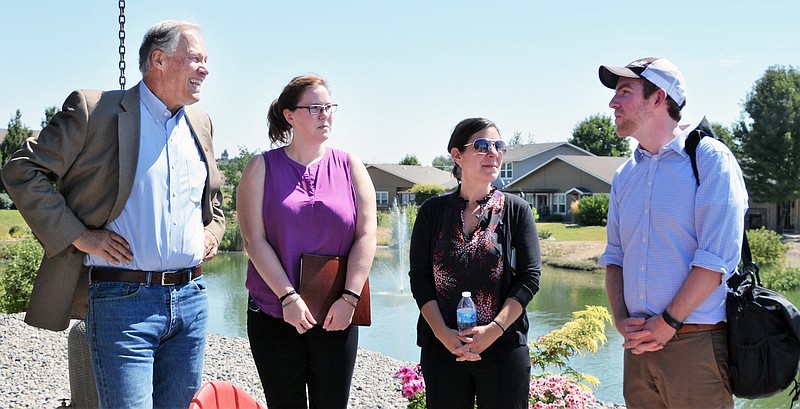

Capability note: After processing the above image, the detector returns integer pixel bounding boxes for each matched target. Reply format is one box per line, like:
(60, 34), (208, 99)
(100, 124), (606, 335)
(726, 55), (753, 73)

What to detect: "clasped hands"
(282, 296), (354, 334)
(443, 323), (503, 362)
(618, 315), (677, 355)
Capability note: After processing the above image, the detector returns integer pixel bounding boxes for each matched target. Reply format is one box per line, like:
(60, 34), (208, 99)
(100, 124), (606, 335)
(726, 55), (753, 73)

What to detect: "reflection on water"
(203, 251), (799, 408)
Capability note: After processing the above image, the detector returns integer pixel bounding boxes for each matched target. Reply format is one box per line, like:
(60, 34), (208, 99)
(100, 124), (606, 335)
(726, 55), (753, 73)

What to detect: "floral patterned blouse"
(431, 187), (505, 328)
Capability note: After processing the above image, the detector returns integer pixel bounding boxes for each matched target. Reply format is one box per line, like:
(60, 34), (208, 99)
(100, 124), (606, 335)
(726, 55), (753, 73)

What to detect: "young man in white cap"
(597, 57), (748, 408)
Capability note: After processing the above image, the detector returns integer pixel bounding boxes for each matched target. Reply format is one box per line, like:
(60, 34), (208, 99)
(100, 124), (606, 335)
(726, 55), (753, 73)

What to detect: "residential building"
(366, 164), (457, 209)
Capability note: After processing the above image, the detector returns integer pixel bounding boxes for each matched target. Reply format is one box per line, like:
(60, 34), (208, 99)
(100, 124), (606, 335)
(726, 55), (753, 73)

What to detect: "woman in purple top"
(237, 75), (377, 408)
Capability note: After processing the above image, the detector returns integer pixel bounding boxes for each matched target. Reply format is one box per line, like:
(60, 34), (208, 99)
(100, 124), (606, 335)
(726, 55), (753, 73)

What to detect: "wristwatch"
(661, 310), (684, 331)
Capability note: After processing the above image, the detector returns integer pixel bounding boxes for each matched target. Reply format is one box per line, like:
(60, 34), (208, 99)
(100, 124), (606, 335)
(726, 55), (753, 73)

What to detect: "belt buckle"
(161, 271), (178, 286)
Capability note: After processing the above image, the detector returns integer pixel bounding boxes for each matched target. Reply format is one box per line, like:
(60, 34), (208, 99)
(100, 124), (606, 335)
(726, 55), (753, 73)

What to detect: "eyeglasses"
(463, 138), (507, 154)
(293, 104), (338, 115)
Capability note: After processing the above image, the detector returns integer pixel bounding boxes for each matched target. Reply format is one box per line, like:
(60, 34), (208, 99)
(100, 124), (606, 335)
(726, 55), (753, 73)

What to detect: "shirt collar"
(139, 81), (184, 127)
(633, 122), (696, 161)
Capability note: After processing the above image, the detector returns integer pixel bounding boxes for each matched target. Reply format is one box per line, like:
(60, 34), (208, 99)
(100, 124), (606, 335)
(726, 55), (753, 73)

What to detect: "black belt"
(90, 266), (202, 286)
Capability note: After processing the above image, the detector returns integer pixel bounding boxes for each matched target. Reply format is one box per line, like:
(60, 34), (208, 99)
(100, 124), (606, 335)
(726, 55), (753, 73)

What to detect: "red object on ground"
(189, 380), (265, 409)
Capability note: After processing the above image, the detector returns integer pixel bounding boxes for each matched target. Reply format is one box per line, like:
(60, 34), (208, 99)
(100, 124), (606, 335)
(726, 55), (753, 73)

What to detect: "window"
(500, 162), (513, 180)
(554, 194), (567, 214)
(525, 193), (534, 208)
(376, 191), (389, 207)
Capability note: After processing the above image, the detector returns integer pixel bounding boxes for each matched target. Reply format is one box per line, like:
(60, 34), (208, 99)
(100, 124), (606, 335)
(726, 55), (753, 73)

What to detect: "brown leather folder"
(299, 253), (371, 326)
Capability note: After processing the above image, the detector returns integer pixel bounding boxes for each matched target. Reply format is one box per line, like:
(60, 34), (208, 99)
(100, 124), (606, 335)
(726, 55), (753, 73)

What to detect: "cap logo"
(628, 59), (652, 68)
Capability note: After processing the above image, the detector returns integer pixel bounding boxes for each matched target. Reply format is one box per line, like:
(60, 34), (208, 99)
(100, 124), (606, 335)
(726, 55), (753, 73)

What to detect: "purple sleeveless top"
(246, 147), (357, 318)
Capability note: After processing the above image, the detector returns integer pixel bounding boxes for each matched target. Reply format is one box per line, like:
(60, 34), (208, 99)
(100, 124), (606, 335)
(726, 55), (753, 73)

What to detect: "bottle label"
(457, 308), (477, 326)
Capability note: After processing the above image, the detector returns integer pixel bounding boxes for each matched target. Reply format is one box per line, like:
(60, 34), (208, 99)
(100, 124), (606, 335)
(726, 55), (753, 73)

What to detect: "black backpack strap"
(685, 116), (716, 187)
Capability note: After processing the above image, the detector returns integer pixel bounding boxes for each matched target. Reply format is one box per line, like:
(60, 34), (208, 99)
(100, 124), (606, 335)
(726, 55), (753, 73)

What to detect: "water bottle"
(456, 291), (477, 331)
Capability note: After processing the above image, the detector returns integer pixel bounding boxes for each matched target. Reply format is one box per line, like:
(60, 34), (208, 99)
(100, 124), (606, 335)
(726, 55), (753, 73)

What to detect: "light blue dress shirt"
(598, 123), (748, 324)
(86, 82), (207, 271)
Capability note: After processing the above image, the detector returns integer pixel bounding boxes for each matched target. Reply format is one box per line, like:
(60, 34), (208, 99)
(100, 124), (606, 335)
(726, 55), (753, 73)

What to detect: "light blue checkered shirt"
(598, 124), (748, 324)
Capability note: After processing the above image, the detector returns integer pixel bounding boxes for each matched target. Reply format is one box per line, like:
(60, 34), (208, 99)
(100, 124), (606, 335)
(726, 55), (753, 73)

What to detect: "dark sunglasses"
(463, 138), (508, 154)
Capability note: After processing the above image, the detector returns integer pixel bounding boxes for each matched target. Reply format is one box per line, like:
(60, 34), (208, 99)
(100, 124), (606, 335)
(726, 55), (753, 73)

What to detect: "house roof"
(502, 142), (594, 162)
(505, 154), (629, 188)
(367, 164), (458, 189)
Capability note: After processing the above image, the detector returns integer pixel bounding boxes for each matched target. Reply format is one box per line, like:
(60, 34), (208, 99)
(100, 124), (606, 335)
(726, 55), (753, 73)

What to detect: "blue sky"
(1, 1), (798, 165)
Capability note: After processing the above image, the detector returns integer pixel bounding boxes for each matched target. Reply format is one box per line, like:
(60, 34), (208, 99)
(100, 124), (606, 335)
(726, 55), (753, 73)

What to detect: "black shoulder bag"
(687, 117), (800, 405)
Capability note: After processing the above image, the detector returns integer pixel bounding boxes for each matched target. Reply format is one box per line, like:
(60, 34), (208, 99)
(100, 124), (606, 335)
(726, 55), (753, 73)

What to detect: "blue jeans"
(87, 274), (208, 409)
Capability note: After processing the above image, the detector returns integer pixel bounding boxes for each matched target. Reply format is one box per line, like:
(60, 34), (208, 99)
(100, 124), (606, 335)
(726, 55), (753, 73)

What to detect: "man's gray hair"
(139, 20), (201, 75)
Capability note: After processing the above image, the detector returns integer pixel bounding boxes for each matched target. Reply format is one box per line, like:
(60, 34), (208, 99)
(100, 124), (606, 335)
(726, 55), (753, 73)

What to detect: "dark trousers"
(247, 308), (358, 409)
(420, 340), (531, 409)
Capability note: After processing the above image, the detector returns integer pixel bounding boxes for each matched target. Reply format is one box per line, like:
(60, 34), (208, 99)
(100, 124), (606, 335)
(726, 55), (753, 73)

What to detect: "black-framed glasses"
(463, 138), (507, 154)
(293, 104), (338, 115)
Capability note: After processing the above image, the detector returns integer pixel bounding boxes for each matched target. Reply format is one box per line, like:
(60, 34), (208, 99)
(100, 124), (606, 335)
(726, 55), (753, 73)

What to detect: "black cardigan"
(408, 191), (541, 351)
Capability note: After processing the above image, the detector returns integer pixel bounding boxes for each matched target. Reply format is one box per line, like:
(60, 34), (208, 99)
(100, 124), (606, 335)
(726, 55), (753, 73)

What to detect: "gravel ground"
(0, 313), (622, 408)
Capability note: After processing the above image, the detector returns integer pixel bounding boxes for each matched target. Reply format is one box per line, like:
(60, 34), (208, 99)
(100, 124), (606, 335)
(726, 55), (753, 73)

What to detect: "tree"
(509, 131), (535, 145)
(1, 110), (33, 167)
(41, 106), (59, 128)
(399, 154), (419, 166)
(431, 154), (453, 171)
(509, 131), (523, 145)
(568, 114), (630, 157)
(218, 146), (258, 213)
(733, 65), (800, 233)
(711, 122), (737, 155)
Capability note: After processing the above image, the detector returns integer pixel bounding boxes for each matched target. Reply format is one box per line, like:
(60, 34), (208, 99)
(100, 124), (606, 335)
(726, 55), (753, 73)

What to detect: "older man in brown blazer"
(2, 20), (224, 408)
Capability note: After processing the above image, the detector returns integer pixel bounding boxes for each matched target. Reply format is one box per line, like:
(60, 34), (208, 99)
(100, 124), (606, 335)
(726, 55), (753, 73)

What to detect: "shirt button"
(644, 209), (649, 214)
(640, 266), (645, 271)
(640, 294), (645, 300)
(642, 237), (647, 243)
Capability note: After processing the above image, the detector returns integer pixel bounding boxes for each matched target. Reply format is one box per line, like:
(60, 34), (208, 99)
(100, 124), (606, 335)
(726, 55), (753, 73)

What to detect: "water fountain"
(368, 198), (411, 294)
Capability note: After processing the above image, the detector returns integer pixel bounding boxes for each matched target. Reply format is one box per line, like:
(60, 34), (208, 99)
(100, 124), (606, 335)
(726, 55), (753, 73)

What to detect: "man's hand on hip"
(72, 230), (132, 265)
(203, 230), (219, 261)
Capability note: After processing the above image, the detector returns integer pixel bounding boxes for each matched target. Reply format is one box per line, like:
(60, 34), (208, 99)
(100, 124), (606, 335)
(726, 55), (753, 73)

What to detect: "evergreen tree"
(1, 110), (33, 167)
(41, 106), (59, 128)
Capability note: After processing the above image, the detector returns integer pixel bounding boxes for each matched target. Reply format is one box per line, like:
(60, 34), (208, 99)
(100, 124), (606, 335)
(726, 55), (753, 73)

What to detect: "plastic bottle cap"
(462, 291), (471, 297)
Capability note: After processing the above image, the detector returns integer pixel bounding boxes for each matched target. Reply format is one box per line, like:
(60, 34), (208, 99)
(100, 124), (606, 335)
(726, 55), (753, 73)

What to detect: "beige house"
(366, 164), (457, 209)
(505, 155), (628, 221)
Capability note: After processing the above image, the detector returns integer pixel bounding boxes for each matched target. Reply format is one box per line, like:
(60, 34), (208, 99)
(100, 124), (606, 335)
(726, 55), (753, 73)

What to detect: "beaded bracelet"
(279, 289), (297, 303)
(342, 289), (361, 301)
(492, 319), (507, 332)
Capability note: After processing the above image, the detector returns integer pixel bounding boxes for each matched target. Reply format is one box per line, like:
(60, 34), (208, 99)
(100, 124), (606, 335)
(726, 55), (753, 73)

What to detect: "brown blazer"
(1, 84), (226, 331)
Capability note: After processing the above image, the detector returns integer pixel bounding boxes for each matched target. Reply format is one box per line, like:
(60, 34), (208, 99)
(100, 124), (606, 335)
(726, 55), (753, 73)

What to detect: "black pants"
(247, 308), (358, 409)
(420, 340), (531, 409)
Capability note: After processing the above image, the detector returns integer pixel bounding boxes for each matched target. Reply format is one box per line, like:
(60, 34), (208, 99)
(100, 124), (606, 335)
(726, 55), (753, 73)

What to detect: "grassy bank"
(0, 210), (28, 240)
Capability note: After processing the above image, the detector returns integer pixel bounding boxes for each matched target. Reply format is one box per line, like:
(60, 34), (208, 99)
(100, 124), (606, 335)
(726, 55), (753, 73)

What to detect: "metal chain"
(118, 0), (126, 90)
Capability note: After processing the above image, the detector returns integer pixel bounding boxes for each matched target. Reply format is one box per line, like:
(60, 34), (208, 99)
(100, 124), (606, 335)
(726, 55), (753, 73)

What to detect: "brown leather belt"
(90, 266), (202, 286)
(677, 322), (727, 334)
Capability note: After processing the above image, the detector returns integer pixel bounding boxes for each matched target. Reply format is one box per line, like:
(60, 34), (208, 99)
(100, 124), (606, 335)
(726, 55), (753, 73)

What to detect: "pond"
(202, 249), (799, 408)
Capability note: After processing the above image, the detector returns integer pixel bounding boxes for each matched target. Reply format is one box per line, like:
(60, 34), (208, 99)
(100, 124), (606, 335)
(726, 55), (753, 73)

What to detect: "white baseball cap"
(599, 57), (687, 108)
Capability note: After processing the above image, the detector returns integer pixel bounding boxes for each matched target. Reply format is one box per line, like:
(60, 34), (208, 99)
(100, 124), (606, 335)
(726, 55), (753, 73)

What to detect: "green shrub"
(746, 227), (787, 267)
(538, 228), (552, 240)
(576, 195), (609, 226)
(531, 207), (539, 222)
(760, 265), (800, 292)
(0, 238), (44, 313)
(409, 184), (446, 206)
(8, 225), (29, 238)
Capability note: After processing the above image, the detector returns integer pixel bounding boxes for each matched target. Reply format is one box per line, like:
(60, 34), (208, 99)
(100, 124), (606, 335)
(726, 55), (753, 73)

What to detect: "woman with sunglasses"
(409, 118), (541, 408)
(237, 74), (376, 408)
